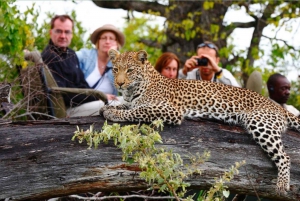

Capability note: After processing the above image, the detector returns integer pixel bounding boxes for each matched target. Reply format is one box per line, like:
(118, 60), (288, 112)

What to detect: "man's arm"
(216, 69), (240, 87)
(42, 48), (99, 107)
(50, 64), (99, 107)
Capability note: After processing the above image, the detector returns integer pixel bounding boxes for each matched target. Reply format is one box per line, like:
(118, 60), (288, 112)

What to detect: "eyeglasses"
(197, 43), (219, 56)
(197, 43), (217, 50)
(53, 29), (72, 35)
(100, 37), (117, 42)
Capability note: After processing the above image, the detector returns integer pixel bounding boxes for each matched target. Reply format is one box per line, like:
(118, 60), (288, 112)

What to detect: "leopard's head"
(108, 49), (150, 91)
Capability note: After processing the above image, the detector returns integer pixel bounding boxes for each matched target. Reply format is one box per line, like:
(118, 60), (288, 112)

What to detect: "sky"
(14, 0), (129, 39)
(14, 0), (299, 81)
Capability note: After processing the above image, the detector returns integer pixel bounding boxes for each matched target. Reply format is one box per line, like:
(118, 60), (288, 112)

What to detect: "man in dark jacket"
(267, 73), (299, 117)
(42, 15), (105, 116)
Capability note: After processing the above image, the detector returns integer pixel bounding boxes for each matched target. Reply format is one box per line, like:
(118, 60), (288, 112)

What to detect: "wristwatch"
(215, 69), (223, 78)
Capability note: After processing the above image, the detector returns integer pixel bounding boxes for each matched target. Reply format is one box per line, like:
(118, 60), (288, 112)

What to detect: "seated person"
(154, 52), (180, 79)
(267, 73), (300, 117)
(178, 41), (240, 87)
(41, 15), (109, 117)
(76, 24), (125, 102)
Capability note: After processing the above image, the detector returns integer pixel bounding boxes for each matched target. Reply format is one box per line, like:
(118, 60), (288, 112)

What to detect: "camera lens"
(196, 58), (208, 66)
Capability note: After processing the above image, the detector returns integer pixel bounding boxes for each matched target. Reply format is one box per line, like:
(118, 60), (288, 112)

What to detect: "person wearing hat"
(76, 24), (125, 101)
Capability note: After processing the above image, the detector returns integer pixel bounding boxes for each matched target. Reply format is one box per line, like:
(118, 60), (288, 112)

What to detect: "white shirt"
(178, 68), (240, 87)
(269, 98), (300, 117)
(86, 65), (114, 94)
(283, 104), (300, 116)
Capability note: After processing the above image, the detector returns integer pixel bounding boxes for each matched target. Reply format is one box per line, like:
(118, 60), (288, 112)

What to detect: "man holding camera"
(178, 41), (240, 87)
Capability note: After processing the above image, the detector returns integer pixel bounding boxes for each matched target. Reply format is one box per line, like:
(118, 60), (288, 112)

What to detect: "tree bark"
(0, 116), (300, 201)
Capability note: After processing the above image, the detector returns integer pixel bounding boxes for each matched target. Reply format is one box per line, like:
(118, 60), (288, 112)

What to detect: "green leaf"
(203, 1), (214, 10)
(223, 190), (230, 198)
(126, 158), (134, 164)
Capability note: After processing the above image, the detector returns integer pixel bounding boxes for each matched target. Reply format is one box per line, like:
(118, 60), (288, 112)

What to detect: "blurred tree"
(0, 0), (35, 101)
(26, 7), (91, 51)
(121, 15), (164, 65)
(92, 0), (300, 89)
(0, 0), (34, 77)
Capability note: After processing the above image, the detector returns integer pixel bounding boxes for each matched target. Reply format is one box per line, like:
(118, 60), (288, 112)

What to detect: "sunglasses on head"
(197, 43), (217, 50)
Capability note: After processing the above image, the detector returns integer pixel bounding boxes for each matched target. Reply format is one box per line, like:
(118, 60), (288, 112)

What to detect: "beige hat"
(90, 24), (125, 47)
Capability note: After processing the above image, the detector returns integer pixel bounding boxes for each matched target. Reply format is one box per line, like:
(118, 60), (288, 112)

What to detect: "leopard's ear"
(136, 50), (148, 64)
(108, 49), (120, 62)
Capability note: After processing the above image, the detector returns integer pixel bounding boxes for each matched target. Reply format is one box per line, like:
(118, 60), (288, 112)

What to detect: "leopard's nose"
(117, 82), (124, 87)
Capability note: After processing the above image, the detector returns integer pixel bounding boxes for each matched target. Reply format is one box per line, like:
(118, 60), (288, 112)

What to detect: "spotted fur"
(100, 49), (300, 194)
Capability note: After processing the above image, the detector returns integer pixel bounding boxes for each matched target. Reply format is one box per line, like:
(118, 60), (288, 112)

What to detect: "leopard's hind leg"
(243, 111), (290, 194)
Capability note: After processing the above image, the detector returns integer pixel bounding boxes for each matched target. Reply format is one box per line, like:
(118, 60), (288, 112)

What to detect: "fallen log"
(0, 116), (300, 201)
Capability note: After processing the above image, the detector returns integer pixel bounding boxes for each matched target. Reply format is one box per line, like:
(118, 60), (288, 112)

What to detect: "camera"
(196, 58), (208, 66)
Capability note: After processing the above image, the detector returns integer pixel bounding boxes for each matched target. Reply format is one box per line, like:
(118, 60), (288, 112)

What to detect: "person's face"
(197, 47), (219, 76)
(160, 59), (178, 79)
(50, 19), (73, 49)
(271, 77), (291, 104)
(98, 31), (118, 54)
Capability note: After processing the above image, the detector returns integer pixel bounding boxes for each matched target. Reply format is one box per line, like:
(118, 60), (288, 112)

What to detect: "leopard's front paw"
(99, 105), (110, 116)
(102, 109), (126, 122)
(103, 109), (115, 121)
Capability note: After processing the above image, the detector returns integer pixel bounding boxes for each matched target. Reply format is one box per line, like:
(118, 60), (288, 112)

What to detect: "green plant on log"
(73, 120), (245, 201)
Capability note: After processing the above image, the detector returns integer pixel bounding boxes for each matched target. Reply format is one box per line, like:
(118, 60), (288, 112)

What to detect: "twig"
(0, 120), (12, 125)
(2, 99), (28, 119)
(13, 112), (57, 120)
(262, 34), (298, 51)
(69, 194), (182, 200)
(244, 166), (261, 199)
(141, 149), (180, 201)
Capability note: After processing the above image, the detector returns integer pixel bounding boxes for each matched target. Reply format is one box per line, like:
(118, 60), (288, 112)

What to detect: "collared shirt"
(269, 98), (300, 117)
(178, 68), (240, 87)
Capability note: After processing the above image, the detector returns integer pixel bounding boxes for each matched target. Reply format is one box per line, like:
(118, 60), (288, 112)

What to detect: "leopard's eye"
(112, 67), (118, 73)
(127, 68), (134, 73)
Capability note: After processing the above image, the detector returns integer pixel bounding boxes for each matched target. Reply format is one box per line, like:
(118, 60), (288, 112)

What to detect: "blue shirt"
(76, 48), (118, 95)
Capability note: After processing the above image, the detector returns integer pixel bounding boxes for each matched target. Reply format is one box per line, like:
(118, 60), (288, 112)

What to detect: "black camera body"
(196, 58), (208, 66)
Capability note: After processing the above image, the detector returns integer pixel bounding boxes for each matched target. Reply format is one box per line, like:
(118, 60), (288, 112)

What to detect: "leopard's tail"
(286, 111), (300, 133)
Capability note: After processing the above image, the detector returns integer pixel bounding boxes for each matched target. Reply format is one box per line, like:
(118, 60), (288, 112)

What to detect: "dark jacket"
(41, 40), (98, 107)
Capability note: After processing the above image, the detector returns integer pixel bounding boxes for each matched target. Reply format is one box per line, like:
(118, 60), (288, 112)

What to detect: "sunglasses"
(197, 43), (219, 56)
(197, 43), (217, 50)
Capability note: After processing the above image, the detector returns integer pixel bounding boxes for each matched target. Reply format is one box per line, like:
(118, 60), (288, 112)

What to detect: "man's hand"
(200, 53), (221, 73)
(182, 56), (198, 75)
(106, 94), (118, 101)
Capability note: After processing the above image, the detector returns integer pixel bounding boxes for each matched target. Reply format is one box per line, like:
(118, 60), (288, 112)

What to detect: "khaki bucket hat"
(90, 24), (125, 47)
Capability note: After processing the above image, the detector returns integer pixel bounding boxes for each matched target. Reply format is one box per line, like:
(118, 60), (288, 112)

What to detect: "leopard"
(100, 49), (300, 194)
